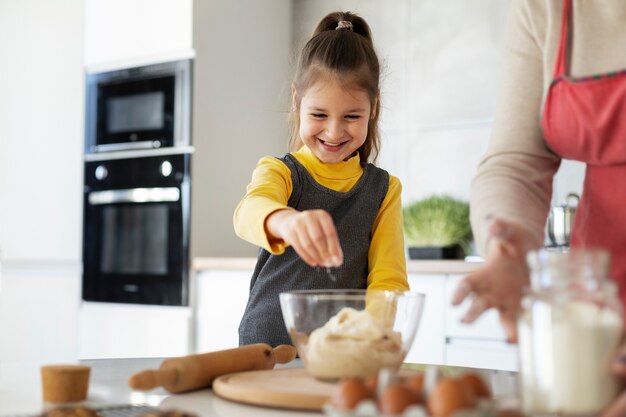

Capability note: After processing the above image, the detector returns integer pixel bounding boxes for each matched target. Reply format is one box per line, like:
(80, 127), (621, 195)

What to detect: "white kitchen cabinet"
(445, 337), (518, 372)
(84, 0), (194, 70)
(0, 262), (81, 362)
(79, 302), (192, 359)
(406, 274), (446, 365)
(194, 269), (251, 353)
(407, 272), (518, 371)
(0, 0), (83, 263)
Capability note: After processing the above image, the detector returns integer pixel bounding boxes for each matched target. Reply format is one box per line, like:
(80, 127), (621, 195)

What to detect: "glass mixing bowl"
(279, 289), (425, 380)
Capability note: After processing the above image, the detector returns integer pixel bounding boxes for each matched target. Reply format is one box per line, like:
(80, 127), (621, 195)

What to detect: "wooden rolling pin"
(128, 343), (297, 394)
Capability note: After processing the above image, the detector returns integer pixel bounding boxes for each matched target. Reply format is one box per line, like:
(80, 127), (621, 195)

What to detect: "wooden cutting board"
(212, 367), (337, 411)
(212, 367), (422, 411)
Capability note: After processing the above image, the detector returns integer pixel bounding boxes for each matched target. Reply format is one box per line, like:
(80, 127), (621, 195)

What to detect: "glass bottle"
(518, 248), (623, 416)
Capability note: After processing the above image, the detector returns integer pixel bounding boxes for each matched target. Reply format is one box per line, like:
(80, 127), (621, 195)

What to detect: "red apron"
(542, 0), (626, 305)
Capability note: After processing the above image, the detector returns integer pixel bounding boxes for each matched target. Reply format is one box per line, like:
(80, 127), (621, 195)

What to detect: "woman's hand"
(602, 340), (626, 417)
(451, 218), (537, 343)
(266, 209), (343, 267)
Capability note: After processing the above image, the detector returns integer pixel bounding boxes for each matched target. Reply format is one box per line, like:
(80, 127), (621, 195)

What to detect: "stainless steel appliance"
(82, 154), (190, 306)
(84, 60), (191, 154)
(82, 58), (193, 309)
(547, 193), (579, 247)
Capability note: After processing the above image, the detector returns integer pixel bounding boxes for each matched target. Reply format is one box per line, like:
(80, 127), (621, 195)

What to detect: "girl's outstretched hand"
(266, 209), (343, 267)
(451, 218), (537, 343)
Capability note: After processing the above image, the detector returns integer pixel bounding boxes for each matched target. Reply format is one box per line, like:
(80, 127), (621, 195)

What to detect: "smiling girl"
(234, 11), (409, 347)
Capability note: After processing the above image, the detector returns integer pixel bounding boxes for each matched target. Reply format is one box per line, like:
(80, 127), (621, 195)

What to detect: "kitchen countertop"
(193, 257), (483, 274)
(0, 358), (518, 417)
(0, 358), (315, 417)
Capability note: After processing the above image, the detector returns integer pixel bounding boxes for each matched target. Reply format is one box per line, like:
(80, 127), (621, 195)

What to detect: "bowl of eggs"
(279, 289), (426, 380)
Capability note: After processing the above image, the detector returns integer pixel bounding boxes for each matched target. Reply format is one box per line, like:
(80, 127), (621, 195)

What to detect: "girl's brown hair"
(289, 11), (381, 165)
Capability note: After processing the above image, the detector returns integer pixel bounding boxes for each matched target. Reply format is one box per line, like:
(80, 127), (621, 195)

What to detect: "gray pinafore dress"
(238, 154), (390, 347)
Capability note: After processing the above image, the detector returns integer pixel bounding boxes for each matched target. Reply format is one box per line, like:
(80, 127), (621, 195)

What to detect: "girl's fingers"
(290, 233), (318, 267)
(300, 210), (341, 267)
(303, 217), (329, 265)
(285, 210), (342, 267)
(318, 214), (342, 266)
(302, 231), (326, 267)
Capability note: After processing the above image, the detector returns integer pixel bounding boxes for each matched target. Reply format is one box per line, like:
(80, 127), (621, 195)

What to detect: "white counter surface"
(0, 358), (314, 417)
(193, 257), (483, 274)
(0, 358), (518, 417)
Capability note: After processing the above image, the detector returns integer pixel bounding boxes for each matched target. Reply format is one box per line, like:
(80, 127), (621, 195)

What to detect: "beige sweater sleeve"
(471, 0), (559, 254)
(470, 0), (626, 255)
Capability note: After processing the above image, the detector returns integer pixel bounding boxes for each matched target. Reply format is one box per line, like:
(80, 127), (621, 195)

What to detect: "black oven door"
(82, 155), (190, 306)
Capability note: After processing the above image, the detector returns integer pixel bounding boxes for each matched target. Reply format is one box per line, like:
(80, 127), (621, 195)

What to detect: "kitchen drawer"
(79, 303), (192, 359)
(445, 274), (507, 341)
(195, 269), (251, 352)
(445, 337), (519, 371)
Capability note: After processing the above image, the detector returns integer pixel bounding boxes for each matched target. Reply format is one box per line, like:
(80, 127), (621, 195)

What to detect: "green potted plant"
(402, 195), (472, 259)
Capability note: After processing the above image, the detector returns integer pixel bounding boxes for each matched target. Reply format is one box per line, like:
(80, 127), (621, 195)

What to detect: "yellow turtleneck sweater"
(233, 146), (408, 291)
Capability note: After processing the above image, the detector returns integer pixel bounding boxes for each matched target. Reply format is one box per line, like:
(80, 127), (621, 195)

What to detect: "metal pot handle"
(564, 192), (580, 207)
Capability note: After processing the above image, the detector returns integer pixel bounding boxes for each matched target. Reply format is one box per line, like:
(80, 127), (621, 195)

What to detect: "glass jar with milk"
(519, 249), (623, 416)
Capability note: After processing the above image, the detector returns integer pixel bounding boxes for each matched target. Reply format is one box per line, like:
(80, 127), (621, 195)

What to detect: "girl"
(234, 11), (409, 347)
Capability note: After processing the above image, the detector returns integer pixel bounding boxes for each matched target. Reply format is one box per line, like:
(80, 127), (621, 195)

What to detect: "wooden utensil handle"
(128, 343), (298, 394)
(128, 368), (178, 390)
(273, 344), (297, 364)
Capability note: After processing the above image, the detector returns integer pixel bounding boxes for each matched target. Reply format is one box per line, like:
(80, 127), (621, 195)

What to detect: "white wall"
(0, 0), (84, 263)
(293, 0), (508, 206)
(0, 0), (84, 363)
(191, 0), (293, 258)
(293, 0), (584, 215)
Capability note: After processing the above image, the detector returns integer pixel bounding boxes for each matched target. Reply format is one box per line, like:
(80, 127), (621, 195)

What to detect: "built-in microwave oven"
(84, 59), (192, 154)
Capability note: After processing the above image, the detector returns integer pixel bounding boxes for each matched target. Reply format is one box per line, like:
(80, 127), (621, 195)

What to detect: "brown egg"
(427, 377), (475, 417)
(364, 374), (378, 395)
(404, 372), (425, 403)
(459, 372), (491, 399)
(378, 382), (418, 415)
(329, 378), (373, 410)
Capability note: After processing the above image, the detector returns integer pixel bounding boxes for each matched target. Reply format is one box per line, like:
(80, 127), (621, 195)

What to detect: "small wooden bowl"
(41, 365), (91, 403)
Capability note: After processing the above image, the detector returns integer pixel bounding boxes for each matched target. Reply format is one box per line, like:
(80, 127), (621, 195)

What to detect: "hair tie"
(335, 21), (353, 31)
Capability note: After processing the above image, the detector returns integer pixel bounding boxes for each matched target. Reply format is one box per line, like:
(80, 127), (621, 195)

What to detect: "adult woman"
(452, 1), (626, 415)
